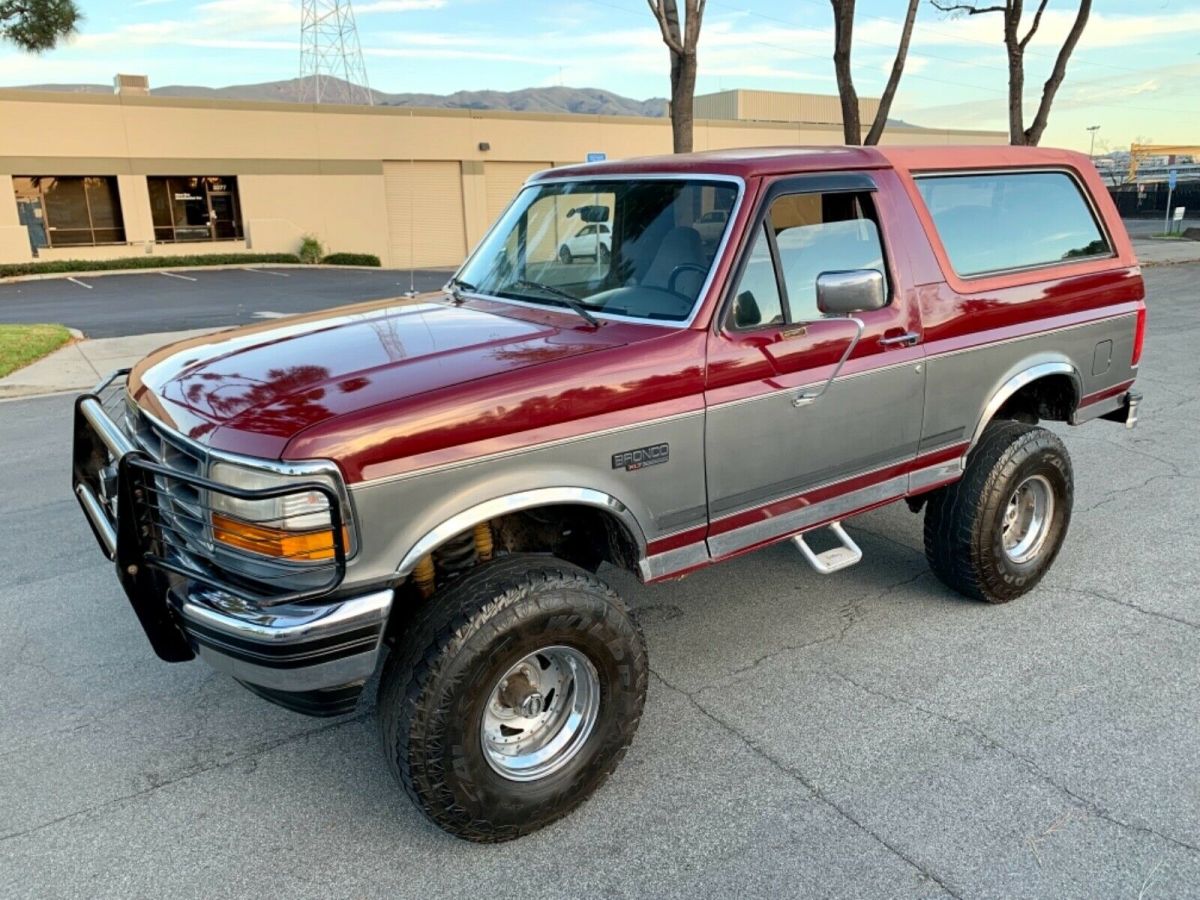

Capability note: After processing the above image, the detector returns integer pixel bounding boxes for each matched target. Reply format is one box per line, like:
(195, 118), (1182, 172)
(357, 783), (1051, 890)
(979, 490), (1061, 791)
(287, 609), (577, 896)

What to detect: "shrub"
(299, 235), (324, 264)
(0, 254), (301, 279)
(321, 253), (382, 267)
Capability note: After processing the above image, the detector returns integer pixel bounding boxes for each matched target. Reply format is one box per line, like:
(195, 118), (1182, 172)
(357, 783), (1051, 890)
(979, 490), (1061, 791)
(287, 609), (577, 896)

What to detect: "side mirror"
(567, 204), (610, 224)
(815, 269), (886, 316)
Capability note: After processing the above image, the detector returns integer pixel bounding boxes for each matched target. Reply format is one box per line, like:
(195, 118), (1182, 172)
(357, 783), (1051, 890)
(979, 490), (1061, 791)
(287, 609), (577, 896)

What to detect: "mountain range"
(13, 78), (669, 117)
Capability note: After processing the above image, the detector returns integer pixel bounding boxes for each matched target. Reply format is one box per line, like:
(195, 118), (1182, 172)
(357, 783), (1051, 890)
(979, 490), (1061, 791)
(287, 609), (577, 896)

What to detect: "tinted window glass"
(916, 171), (1111, 276)
(729, 223), (784, 330)
(771, 192), (889, 322)
(12, 176), (126, 248)
(147, 176), (243, 243)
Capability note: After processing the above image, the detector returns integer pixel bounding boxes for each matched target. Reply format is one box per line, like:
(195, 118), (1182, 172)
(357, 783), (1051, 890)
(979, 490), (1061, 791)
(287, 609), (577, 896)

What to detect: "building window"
(13, 176), (126, 250)
(148, 176), (243, 243)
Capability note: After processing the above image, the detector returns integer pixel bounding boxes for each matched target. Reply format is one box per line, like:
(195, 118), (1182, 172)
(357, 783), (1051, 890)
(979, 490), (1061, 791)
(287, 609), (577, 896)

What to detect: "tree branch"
(646, 0), (685, 55)
(929, 2), (1004, 14)
(1018, 0), (1049, 50)
(1023, 0), (1092, 144)
(865, 0), (920, 145)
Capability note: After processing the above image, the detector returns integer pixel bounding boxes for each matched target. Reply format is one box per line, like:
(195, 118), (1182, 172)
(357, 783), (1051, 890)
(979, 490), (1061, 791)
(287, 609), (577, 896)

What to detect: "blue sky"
(2, 0), (1197, 151)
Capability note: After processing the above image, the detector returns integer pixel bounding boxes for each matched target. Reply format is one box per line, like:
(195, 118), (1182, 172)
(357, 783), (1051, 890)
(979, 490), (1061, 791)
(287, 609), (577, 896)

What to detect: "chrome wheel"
(1001, 474), (1055, 564)
(481, 645), (600, 782)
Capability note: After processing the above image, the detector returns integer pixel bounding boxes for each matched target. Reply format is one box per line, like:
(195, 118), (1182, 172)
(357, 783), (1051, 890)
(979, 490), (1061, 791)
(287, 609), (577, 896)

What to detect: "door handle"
(879, 331), (920, 348)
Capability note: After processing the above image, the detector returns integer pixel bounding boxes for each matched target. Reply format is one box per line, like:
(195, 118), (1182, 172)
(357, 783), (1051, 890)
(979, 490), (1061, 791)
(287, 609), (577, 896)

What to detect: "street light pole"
(1087, 125), (1101, 159)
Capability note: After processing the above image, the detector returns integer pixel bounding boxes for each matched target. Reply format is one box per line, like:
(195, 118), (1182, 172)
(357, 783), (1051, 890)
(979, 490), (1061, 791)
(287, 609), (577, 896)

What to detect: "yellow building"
(0, 85), (1004, 268)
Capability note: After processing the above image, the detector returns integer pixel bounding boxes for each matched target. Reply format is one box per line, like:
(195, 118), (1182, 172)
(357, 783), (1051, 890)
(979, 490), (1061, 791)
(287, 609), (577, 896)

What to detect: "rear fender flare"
(969, 359), (1082, 451)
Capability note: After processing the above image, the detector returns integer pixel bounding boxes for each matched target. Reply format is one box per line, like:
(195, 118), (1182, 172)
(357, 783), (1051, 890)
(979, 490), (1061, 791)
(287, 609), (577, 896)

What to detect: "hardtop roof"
(536, 144), (1093, 181)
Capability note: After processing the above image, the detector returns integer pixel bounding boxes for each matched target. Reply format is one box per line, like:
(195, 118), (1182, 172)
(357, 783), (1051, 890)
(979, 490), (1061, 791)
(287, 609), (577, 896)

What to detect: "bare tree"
(931, 0), (1092, 146)
(830, 0), (920, 145)
(647, 0), (706, 153)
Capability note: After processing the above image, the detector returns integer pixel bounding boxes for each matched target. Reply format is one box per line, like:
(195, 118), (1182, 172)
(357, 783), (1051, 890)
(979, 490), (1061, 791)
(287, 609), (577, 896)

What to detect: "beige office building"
(0, 84), (1003, 268)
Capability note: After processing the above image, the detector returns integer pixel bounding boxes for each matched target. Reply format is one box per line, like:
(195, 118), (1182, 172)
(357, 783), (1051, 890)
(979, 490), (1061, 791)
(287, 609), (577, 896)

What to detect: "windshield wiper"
(506, 279), (600, 328)
(446, 276), (477, 305)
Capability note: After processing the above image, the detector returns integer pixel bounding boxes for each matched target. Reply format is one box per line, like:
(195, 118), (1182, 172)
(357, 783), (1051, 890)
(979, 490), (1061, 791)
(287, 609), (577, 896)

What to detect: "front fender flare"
(394, 486), (649, 577)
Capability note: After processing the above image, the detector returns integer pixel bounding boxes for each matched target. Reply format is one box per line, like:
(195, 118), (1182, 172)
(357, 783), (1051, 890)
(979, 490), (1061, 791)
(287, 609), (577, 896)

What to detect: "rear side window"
(915, 171), (1111, 277)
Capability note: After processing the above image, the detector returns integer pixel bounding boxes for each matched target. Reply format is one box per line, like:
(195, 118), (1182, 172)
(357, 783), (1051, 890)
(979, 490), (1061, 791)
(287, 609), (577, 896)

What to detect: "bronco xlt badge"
(612, 443), (669, 471)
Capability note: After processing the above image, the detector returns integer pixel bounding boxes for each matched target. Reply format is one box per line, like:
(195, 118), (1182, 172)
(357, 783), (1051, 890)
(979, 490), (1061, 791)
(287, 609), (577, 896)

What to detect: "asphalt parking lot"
(1, 264), (1197, 898)
(0, 266), (453, 337)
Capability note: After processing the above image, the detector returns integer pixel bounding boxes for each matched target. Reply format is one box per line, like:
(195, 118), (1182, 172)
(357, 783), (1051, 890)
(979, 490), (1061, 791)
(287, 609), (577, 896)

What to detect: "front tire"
(378, 555), (647, 842)
(924, 422), (1073, 603)
(558, 245), (572, 264)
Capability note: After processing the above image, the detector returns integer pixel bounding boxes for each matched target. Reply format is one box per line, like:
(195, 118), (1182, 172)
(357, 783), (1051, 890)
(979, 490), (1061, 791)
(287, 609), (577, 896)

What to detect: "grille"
(115, 392), (347, 605)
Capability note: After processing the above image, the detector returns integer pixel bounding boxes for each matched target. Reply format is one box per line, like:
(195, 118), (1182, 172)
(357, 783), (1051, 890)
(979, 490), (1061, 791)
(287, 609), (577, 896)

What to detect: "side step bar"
(792, 522), (863, 575)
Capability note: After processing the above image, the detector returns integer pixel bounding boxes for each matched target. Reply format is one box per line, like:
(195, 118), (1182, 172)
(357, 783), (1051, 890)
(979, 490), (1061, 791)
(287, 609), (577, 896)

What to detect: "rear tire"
(924, 422), (1073, 603)
(559, 245), (572, 264)
(378, 555), (647, 842)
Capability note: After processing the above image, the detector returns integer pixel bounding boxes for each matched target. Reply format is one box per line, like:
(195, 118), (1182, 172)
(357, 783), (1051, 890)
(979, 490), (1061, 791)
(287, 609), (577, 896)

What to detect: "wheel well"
(400, 503), (642, 603)
(992, 373), (1078, 426)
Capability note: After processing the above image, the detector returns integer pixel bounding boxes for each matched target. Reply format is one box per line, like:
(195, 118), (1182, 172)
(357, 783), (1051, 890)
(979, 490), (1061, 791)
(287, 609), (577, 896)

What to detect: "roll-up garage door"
(484, 161), (553, 224)
(383, 161), (467, 268)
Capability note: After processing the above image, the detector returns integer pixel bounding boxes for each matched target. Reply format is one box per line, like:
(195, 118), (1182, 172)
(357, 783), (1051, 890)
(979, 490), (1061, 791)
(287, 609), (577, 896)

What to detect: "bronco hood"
(129, 299), (627, 458)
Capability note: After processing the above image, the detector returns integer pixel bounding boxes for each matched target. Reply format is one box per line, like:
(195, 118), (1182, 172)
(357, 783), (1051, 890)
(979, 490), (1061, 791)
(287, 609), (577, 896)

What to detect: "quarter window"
(915, 171), (1111, 276)
(12, 176), (125, 249)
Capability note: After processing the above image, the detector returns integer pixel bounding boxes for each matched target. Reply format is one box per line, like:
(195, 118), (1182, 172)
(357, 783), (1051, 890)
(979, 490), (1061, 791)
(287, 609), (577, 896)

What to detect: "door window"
(728, 223), (784, 330)
(726, 190), (889, 330)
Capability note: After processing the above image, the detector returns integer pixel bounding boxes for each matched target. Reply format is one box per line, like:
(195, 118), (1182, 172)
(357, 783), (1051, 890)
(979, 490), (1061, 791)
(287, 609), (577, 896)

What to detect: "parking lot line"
(252, 311), (288, 318)
(159, 271), (198, 282)
(67, 277), (93, 290)
(242, 267), (289, 278)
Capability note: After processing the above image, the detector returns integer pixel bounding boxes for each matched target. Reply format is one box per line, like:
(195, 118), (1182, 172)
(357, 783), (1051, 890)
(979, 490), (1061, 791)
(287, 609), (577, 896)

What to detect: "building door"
(484, 161), (553, 224)
(383, 161), (467, 268)
(208, 191), (239, 240)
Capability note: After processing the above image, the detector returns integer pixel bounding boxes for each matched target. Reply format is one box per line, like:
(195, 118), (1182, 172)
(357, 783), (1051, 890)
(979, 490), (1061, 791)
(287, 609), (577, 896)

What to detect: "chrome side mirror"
(815, 269), (886, 316)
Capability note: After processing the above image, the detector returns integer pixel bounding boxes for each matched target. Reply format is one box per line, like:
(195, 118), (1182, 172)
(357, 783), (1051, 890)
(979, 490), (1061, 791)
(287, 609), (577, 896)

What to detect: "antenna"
(299, 0), (373, 105)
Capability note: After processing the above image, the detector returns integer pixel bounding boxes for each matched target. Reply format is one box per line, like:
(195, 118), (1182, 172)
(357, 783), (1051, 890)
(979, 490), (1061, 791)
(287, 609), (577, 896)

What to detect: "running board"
(792, 522), (863, 575)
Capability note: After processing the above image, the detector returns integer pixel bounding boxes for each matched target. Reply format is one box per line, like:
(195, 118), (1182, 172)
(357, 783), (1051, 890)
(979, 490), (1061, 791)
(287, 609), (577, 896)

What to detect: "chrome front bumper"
(72, 371), (393, 717)
(173, 583), (392, 715)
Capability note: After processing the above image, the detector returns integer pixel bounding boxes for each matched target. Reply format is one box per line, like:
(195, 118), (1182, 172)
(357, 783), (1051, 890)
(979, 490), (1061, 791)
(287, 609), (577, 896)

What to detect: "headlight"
(208, 461), (350, 562)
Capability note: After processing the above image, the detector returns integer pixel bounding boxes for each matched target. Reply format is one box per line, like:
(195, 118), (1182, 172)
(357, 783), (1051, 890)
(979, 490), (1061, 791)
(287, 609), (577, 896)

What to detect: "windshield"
(457, 178), (739, 323)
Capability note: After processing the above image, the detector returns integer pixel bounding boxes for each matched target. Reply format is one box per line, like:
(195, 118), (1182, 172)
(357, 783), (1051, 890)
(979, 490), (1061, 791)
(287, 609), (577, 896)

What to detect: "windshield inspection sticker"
(612, 443), (669, 471)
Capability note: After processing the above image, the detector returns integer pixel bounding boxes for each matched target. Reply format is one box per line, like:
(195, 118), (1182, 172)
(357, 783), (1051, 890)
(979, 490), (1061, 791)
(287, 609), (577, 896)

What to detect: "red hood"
(129, 298), (629, 458)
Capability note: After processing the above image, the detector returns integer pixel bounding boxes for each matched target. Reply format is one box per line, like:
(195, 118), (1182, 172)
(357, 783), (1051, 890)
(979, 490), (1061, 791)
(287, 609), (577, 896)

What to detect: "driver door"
(704, 174), (926, 558)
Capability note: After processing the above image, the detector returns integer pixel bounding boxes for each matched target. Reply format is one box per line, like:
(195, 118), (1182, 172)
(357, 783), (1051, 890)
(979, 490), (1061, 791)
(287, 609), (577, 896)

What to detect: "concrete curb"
(0, 262), (434, 285)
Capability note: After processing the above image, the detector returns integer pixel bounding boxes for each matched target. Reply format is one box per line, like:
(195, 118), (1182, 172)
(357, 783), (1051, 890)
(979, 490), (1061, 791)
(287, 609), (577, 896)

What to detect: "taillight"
(1132, 306), (1147, 366)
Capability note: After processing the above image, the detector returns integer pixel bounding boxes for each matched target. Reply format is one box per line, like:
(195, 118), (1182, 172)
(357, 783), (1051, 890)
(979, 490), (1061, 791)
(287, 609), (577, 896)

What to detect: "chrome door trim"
(707, 474), (909, 559)
(640, 540), (710, 581)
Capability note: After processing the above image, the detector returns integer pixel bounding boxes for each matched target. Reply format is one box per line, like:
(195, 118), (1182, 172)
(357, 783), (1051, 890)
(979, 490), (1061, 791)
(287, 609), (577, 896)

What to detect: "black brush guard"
(72, 374), (349, 662)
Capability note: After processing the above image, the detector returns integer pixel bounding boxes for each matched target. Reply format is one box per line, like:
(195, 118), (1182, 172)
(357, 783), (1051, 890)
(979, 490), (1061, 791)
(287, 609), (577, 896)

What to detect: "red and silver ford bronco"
(73, 145), (1144, 841)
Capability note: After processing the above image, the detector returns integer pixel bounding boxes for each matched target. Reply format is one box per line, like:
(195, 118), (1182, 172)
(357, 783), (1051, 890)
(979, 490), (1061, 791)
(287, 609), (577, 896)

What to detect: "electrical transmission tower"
(299, 0), (373, 106)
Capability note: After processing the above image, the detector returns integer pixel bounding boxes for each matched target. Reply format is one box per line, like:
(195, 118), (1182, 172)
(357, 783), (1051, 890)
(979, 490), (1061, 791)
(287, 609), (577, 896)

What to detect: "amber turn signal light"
(212, 513), (343, 561)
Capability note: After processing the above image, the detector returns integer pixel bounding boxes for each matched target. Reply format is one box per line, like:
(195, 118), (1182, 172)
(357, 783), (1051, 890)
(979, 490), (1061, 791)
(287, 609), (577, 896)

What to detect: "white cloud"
(355, 0), (446, 12)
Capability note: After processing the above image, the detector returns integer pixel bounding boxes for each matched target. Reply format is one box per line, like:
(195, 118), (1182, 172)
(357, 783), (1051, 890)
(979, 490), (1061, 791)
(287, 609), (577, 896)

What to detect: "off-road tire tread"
(378, 554), (647, 842)
(923, 421), (1073, 603)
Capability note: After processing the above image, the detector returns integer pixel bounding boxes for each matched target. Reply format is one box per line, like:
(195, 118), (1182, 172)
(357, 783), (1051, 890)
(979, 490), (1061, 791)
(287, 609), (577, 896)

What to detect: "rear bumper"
(1073, 388), (1143, 429)
(72, 372), (392, 717)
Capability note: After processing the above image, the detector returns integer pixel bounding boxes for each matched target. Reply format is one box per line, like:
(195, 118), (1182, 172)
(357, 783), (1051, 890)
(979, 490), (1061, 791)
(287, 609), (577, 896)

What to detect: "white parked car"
(559, 223), (611, 263)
